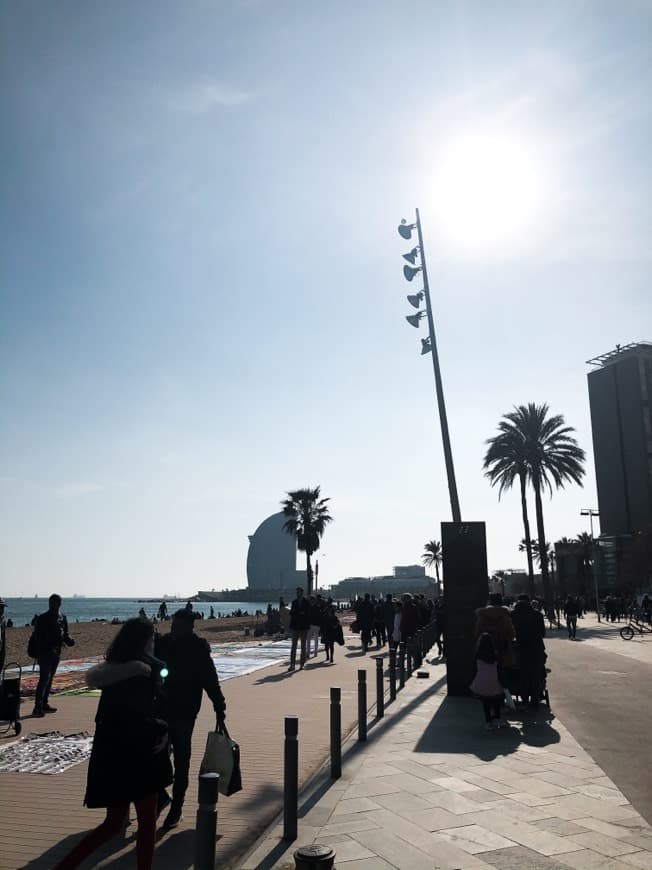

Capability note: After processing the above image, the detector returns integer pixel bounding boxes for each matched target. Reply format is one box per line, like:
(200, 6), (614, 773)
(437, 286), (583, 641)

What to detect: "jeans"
(566, 616), (577, 638)
(290, 630), (307, 669)
(373, 623), (386, 646)
(53, 793), (157, 870)
(35, 653), (60, 710)
(308, 625), (320, 657)
(167, 720), (194, 807)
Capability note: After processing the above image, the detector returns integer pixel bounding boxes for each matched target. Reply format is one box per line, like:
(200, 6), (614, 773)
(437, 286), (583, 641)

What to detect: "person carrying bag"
(200, 719), (242, 797)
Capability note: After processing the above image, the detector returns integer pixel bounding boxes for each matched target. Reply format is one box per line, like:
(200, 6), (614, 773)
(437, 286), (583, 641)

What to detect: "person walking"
(357, 593), (374, 653)
(320, 604), (341, 663)
(53, 619), (172, 870)
(373, 598), (387, 648)
(382, 594), (395, 647)
(308, 595), (322, 659)
(155, 609), (226, 829)
(399, 593), (419, 644)
(470, 632), (507, 731)
(288, 587), (310, 671)
(31, 594), (75, 717)
(511, 593), (546, 708)
(564, 595), (578, 639)
(279, 598), (291, 638)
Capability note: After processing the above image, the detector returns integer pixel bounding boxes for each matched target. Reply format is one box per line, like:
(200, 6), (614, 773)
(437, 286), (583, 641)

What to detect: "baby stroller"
(502, 653), (551, 710)
(0, 662), (22, 736)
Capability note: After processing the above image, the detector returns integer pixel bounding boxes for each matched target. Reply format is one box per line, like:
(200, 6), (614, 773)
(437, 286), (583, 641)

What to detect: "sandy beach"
(3, 614), (265, 668)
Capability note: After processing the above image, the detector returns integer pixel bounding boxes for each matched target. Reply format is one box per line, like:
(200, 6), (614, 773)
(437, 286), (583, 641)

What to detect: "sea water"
(3, 597), (276, 627)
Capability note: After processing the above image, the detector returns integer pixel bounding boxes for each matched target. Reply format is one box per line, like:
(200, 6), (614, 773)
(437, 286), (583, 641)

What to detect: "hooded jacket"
(473, 605), (515, 667)
(84, 660), (172, 808)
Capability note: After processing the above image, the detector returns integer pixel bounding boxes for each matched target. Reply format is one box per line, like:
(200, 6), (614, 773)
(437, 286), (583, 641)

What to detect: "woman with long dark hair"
(54, 619), (172, 870)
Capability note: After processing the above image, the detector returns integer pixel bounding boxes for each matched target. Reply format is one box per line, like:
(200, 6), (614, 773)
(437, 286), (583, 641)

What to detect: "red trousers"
(53, 792), (158, 870)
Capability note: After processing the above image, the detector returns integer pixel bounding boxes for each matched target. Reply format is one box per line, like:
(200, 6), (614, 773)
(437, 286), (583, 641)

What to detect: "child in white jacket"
(470, 632), (506, 731)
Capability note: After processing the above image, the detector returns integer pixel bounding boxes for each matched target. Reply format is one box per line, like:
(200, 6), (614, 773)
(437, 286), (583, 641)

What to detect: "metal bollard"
(375, 657), (384, 719)
(357, 669), (367, 742)
(283, 716), (299, 841)
(389, 646), (397, 702)
(330, 687), (341, 779)
(194, 772), (219, 870)
(399, 642), (406, 689)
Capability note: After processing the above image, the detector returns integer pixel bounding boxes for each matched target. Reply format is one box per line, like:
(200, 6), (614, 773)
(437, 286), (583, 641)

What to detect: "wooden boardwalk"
(0, 638), (374, 869)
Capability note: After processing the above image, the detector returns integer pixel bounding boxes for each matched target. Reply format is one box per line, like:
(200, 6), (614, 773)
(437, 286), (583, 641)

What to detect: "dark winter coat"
(84, 661), (172, 808)
(32, 610), (74, 657)
(511, 601), (546, 650)
(400, 600), (419, 636)
(357, 599), (374, 630)
(289, 597), (311, 632)
(473, 605), (515, 667)
(155, 633), (225, 723)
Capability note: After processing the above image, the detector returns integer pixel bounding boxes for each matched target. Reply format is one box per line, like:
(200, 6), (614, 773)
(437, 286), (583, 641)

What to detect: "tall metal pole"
(582, 508), (601, 622)
(415, 208), (462, 523)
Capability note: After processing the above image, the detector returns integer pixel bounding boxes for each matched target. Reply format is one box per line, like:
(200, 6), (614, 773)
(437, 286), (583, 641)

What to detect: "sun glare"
(431, 131), (544, 252)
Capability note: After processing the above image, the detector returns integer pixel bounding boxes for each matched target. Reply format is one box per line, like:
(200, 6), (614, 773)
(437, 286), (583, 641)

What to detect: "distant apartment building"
(587, 342), (652, 536)
(330, 565), (439, 599)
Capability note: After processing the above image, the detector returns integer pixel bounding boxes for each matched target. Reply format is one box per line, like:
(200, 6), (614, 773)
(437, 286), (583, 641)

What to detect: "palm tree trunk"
(435, 561), (440, 586)
(533, 482), (552, 606)
(306, 551), (313, 595)
(519, 471), (535, 597)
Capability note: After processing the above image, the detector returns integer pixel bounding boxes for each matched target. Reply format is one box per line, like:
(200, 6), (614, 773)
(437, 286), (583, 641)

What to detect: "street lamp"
(580, 508), (601, 622)
(398, 211), (461, 523)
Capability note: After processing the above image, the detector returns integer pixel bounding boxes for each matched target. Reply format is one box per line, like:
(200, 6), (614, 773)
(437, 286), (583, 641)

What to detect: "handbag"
(200, 722), (243, 796)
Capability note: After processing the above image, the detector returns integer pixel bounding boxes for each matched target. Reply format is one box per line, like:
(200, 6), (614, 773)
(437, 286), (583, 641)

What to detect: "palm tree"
(484, 422), (535, 596)
(506, 404), (585, 605)
(422, 540), (443, 585)
(281, 486), (332, 595)
(519, 538), (552, 568)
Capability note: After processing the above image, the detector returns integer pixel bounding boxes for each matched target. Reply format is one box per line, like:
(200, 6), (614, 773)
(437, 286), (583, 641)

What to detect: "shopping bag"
(200, 722), (243, 796)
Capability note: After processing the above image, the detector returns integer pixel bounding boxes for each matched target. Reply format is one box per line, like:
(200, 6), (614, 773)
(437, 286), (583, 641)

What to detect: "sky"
(1, 1), (651, 598)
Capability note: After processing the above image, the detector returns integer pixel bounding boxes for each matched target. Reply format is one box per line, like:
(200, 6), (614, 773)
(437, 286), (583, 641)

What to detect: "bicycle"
(620, 619), (652, 640)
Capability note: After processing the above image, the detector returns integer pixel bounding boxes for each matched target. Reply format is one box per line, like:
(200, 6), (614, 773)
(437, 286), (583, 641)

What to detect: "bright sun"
(431, 131), (544, 252)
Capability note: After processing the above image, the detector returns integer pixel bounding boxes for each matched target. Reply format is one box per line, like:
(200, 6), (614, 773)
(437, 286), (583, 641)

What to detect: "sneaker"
(43, 704), (58, 713)
(32, 707), (45, 718)
(163, 805), (183, 830)
(287, 666), (295, 672)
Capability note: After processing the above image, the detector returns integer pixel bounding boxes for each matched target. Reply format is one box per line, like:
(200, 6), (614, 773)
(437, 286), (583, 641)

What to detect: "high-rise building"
(587, 342), (652, 536)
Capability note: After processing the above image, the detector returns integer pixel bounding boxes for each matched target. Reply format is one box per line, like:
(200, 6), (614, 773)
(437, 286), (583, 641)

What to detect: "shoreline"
(4, 614), (266, 668)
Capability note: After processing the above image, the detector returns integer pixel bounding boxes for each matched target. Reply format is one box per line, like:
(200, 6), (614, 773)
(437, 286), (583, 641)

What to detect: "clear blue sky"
(1, 1), (650, 597)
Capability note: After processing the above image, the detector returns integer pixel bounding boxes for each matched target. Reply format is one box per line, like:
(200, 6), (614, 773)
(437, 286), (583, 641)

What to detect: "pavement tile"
(546, 795), (641, 823)
(461, 810), (585, 856)
(574, 818), (651, 841)
(354, 762), (403, 780)
(479, 844), (580, 870)
(364, 808), (497, 869)
(335, 858), (397, 870)
(532, 819), (593, 837)
(331, 797), (382, 816)
(437, 824), (517, 854)
(390, 771), (444, 794)
(569, 832), (644, 858)
(458, 771), (525, 796)
(372, 790), (438, 816)
(409, 806), (476, 832)
(343, 777), (403, 800)
(619, 854), (652, 869)
(571, 784), (630, 804)
(320, 839), (375, 861)
(431, 775), (483, 793)
(350, 827), (438, 869)
(557, 849), (640, 869)
(423, 791), (490, 815)
(476, 797), (558, 823)
(315, 818), (381, 837)
(508, 792), (565, 807)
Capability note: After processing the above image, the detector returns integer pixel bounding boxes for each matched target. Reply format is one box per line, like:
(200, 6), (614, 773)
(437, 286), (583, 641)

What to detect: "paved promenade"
(244, 625), (652, 870)
(0, 637), (371, 869)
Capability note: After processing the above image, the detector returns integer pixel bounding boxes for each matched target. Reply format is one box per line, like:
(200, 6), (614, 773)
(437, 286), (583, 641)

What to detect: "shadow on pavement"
(101, 829), (196, 868)
(414, 694), (560, 761)
(18, 827), (137, 870)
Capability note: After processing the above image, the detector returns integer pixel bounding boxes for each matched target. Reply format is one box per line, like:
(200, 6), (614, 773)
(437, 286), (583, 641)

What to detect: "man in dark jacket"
(357, 593), (375, 653)
(31, 594), (75, 717)
(511, 594), (546, 708)
(288, 587), (311, 671)
(156, 609), (226, 829)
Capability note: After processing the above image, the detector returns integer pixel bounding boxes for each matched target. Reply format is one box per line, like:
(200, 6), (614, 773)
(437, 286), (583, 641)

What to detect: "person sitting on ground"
(470, 632), (507, 731)
(53, 619), (172, 870)
(511, 593), (546, 708)
(473, 592), (515, 668)
(155, 609), (226, 829)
